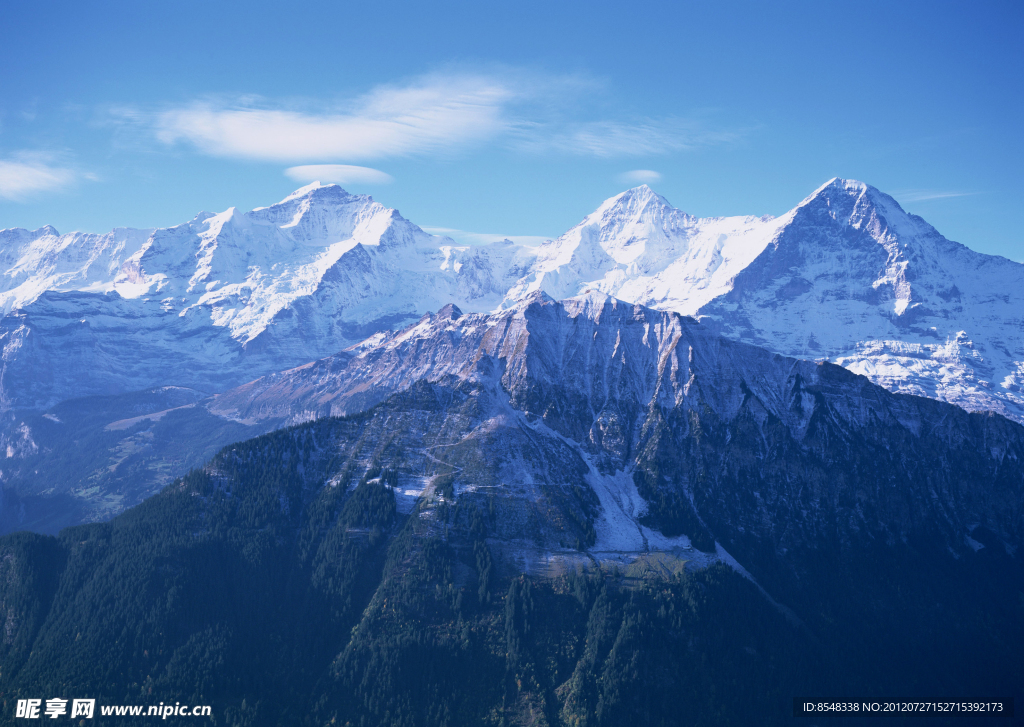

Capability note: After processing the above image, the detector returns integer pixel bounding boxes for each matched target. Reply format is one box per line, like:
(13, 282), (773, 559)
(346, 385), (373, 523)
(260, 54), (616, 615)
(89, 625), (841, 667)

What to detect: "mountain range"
(3, 177), (1023, 537)
(2, 179), (1022, 423)
(1, 178), (1023, 723)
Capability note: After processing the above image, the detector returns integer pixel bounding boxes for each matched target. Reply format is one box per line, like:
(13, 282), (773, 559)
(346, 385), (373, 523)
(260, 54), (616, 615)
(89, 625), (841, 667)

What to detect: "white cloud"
(285, 164), (393, 185)
(618, 169), (662, 184)
(155, 75), (512, 163)
(147, 72), (742, 164)
(422, 226), (550, 247)
(0, 154), (81, 201)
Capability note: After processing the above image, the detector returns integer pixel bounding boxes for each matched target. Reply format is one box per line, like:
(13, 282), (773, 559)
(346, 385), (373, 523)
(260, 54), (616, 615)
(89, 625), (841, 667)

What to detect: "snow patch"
(586, 466), (648, 552)
(393, 478), (428, 514)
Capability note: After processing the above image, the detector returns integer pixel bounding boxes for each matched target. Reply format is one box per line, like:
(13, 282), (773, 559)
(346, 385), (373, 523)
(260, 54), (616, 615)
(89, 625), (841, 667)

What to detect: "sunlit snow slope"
(0, 183), (536, 408)
(501, 180), (1024, 423)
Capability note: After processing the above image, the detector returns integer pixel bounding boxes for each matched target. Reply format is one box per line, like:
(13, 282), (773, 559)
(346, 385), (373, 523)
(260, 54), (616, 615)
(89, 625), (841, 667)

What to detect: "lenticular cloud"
(285, 165), (393, 185)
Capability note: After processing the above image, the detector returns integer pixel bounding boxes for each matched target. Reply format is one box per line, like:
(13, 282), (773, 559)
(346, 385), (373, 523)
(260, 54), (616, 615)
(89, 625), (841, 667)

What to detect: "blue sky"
(1, 0), (1021, 259)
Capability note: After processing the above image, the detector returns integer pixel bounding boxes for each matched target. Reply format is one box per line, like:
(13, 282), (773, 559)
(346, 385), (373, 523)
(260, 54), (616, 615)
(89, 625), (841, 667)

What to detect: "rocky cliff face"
(208, 292), (1024, 581)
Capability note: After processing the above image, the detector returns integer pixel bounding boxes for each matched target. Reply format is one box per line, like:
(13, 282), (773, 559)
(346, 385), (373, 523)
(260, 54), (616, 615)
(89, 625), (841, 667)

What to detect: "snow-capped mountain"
(500, 180), (1024, 423)
(0, 183), (536, 408)
(2, 178), (1021, 424)
(501, 184), (784, 315)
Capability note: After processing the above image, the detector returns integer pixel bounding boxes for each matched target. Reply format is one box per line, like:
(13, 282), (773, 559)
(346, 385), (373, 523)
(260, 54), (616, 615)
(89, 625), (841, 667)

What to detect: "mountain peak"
(622, 183), (657, 197)
(800, 177), (911, 213)
(278, 181), (343, 204)
(800, 177), (875, 206)
(559, 185), (695, 266)
(563, 288), (620, 319)
(795, 177), (926, 240)
(243, 183), (386, 241)
(576, 185), (681, 230)
(436, 303), (462, 320)
(252, 182), (363, 215)
(599, 185), (675, 217)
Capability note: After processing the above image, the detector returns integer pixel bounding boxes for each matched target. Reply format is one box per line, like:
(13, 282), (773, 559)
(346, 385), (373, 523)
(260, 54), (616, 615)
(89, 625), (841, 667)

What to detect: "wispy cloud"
(422, 226), (551, 247)
(0, 153), (88, 201)
(285, 164), (393, 185)
(894, 189), (979, 202)
(618, 169), (662, 184)
(155, 75), (512, 163)
(517, 118), (741, 157)
(143, 72), (742, 164)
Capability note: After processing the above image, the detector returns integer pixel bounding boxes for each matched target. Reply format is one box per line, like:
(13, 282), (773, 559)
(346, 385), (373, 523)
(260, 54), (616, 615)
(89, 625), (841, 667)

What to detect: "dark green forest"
(0, 390), (1021, 726)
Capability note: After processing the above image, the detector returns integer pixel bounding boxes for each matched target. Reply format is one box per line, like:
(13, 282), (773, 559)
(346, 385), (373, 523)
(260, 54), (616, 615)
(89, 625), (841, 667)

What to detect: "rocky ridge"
(208, 292), (1024, 575)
